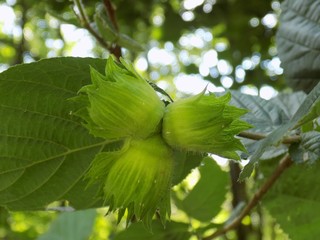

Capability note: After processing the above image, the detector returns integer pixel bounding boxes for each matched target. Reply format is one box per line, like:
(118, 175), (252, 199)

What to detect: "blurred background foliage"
(0, 0), (291, 239)
(0, 0), (286, 97)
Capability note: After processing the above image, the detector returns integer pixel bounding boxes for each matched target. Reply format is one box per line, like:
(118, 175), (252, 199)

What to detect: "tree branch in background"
(103, 0), (119, 31)
(229, 161), (249, 240)
(15, 0), (28, 65)
(72, 0), (110, 51)
(103, 0), (122, 59)
(203, 154), (293, 240)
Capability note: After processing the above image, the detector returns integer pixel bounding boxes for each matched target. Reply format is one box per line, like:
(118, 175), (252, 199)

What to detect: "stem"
(103, 0), (119, 31)
(103, 0), (122, 59)
(73, 0), (110, 50)
(203, 154), (293, 240)
(238, 131), (266, 141)
(238, 131), (301, 144)
(282, 135), (301, 144)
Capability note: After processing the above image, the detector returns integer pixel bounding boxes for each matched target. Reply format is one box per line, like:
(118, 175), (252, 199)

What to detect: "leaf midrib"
(0, 79), (76, 95)
(0, 139), (111, 175)
(1, 140), (108, 205)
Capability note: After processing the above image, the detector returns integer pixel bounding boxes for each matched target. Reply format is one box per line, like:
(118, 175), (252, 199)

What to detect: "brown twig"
(103, 0), (119, 30)
(281, 135), (301, 144)
(238, 131), (266, 141)
(229, 161), (249, 240)
(103, 0), (122, 59)
(203, 154), (293, 240)
(15, 0), (27, 64)
(73, 0), (110, 50)
(238, 131), (301, 144)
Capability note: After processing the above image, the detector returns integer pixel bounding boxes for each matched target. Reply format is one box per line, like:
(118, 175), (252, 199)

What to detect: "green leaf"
(114, 220), (192, 240)
(296, 97), (320, 128)
(230, 91), (305, 160)
(269, 92), (307, 119)
(240, 83), (320, 180)
(276, 0), (320, 92)
(0, 57), (110, 210)
(171, 151), (204, 186)
(292, 82), (320, 125)
(180, 157), (228, 222)
(37, 209), (97, 240)
(117, 33), (145, 52)
(289, 131), (320, 163)
(94, 11), (118, 42)
(230, 91), (305, 133)
(46, 8), (80, 26)
(259, 160), (320, 240)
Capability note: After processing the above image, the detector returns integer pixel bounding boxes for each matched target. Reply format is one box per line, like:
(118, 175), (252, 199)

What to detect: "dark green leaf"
(0, 57), (110, 210)
(171, 151), (204, 186)
(180, 157), (228, 222)
(37, 209), (97, 240)
(114, 220), (192, 240)
(259, 160), (320, 240)
(276, 0), (320, 92)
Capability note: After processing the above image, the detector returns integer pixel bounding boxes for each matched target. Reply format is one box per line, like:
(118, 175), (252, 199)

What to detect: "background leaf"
(114, 220), (192, 240)
(297, 98), (320, 128)
(259, 160), (320, 240)
(37, 209), (97, 240)
(230, 90), (305, 134)
(230, 91), (305, 160)
(171, 151), (204, 186)
(276, 0), (320, 92)
(179, 157), (229, 222)
(240, 82), (320, 180)
(0, 57), (110, 210)
(289, 131), (320, 163)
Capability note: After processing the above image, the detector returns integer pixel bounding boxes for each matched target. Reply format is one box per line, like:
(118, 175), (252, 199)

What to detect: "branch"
(73, 0), (110, 50)
(238, 131), (266, 141)
(103, 0), (119, 31)
(229, 161), (249, 239)
(238, 131), (301, 144)
(203, 154), (293, 240)
(103, 0), (122, 59)
(15, 0), (28, 65)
